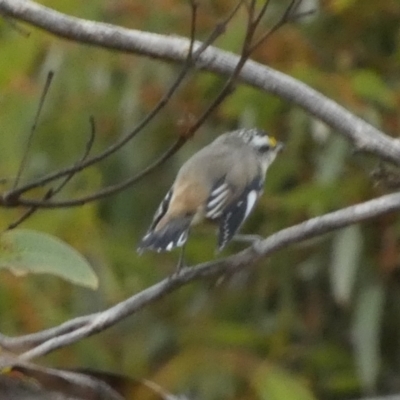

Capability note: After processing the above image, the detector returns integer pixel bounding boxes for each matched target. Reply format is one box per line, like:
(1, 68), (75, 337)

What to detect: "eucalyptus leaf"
(0, 229), (98, 289)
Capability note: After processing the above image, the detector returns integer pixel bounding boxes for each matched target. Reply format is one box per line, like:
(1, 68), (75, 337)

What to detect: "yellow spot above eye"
(269, 137), (277, 147)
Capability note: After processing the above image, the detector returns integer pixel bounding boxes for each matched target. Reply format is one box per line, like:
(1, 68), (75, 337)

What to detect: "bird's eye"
(258, 144), (270, 153)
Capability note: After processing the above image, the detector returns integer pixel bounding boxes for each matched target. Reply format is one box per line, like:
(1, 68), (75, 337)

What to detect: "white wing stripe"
(244, 190), (258, 219)
(177, 231), (188, 246)
(206, 208), (224, 218)
(207, 190), (229, 208)
(210, 183), (229, 196)
(151, 189), (173, 229)
(206, 192), (230, 218)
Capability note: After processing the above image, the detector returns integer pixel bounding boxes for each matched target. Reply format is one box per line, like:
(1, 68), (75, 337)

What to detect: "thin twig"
(12, 71), (54, 190)
(252, 0), (271, 28)
(6, 117), (96, 229)
(51, 116), (96, 196)
(5, 70), (188, 202)
(4, 138), (185, 208)
(6, 209), (37, 230)
(5, 191), (50, 230)
(183, 0), (259, 134)
(248, 0), (316, 53)
(193, 0), (245, 57)
(187, 0), (198, 61)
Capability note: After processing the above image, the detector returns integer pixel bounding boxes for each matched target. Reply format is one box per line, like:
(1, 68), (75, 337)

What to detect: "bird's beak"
(269, 137), (284, 153)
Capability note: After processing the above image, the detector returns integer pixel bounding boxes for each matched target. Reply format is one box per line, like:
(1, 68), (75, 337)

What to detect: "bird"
(137, 128), (283, 261)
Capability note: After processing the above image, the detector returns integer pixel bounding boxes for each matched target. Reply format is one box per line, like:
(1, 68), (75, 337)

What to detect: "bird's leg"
(174, 242), (187, 275)
(232, 234), (263, 245)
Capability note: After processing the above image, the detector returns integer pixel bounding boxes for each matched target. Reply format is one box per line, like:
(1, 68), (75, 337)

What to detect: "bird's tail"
(137, 216), (192, 253)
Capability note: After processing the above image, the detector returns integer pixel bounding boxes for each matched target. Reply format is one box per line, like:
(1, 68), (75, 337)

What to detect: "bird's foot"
(232, 234), (263, 245)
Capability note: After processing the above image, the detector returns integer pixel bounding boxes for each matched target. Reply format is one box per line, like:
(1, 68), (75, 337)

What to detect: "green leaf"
(0, 229), (98, 289)
(253, 365), (316, 400)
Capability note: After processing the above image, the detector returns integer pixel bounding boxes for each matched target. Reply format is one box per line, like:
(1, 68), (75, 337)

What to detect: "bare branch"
(187, 0), (198, 61)
(193, 0), (244, 57)
(248, 0), (316, 53)
(0, 191), (399, 358)
(0, 314), (96, 353)
(2, 61), (190, 204)
(0, 353), (124, 400)
(6, 208), (36, 230)
(251, 0), (271, 29)
(6, 117), (96, 228)
(178, 0), (263, 140)
(5, 189), (51, 230)
(12, 71), (54, 190)
(4, 137), (186, 208)
(0, 0), (398, 166)
(50, 116), (96, 196)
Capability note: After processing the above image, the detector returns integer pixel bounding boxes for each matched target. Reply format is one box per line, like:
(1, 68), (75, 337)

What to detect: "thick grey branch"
(0, 190), (397, 360)
(0, 0), (400, 164)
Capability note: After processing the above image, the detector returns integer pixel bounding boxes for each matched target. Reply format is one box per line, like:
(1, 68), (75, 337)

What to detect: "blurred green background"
(1, 0), (400, 399)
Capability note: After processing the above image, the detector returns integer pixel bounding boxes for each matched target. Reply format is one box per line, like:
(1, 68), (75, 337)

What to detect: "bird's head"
(229, 128), (284, 168)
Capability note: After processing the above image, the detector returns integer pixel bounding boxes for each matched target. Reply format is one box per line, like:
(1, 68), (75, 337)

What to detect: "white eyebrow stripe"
(251, 135), (269, 148)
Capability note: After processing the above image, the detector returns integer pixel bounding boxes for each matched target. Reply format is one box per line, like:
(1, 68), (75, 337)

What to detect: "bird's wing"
(217, 176), (263, 250)
(205, 178), (233, 220)
(138, 188), (192, 253)
(148, 188), (173, 231)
